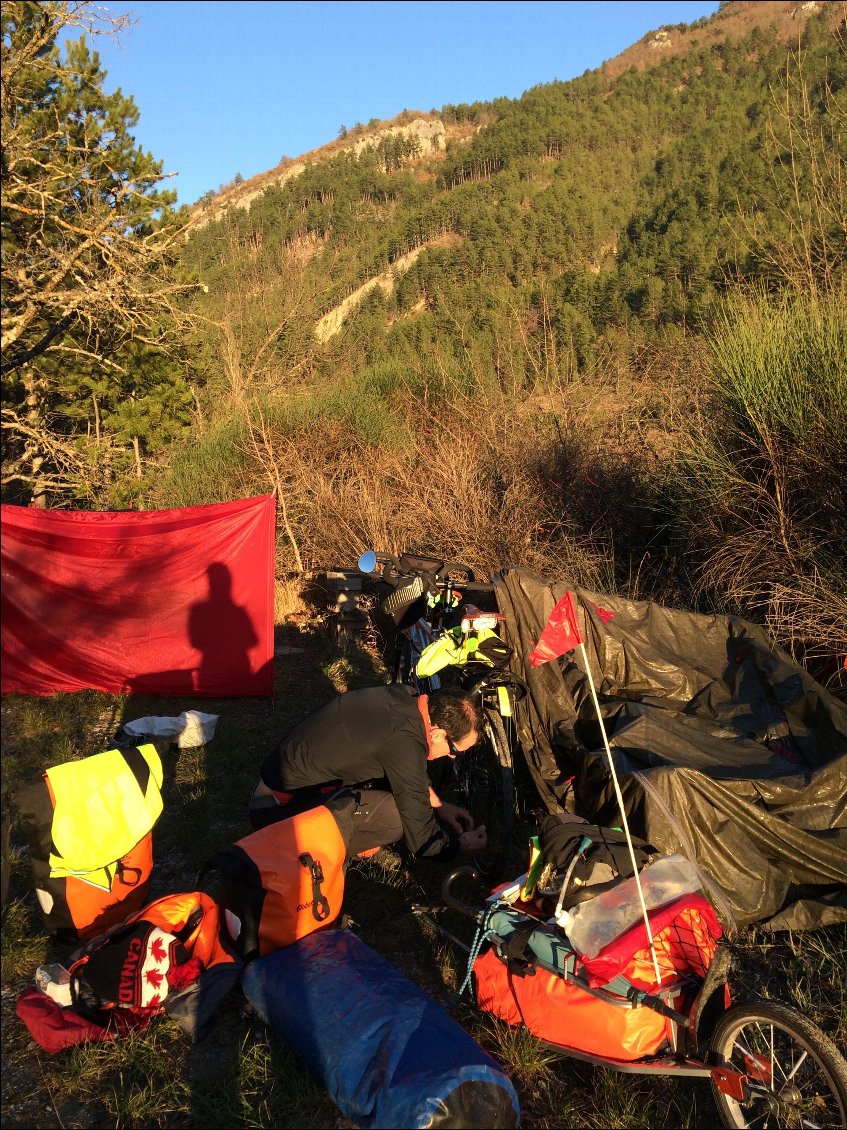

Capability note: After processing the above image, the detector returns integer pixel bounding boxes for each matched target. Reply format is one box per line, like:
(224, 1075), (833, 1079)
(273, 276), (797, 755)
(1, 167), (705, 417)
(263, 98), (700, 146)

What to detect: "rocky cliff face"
(187, 115), (446, 231)
(347, 117), (445, 159)
(601, 0), (835, 78)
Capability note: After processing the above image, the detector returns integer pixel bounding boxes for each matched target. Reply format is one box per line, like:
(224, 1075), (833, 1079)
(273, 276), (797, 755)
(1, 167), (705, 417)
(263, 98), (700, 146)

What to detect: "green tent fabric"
(493, 567), (847, 932)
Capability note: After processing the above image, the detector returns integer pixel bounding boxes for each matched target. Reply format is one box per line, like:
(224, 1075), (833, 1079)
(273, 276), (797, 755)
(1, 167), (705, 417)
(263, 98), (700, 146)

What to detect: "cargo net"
(576, 893), (723, 994)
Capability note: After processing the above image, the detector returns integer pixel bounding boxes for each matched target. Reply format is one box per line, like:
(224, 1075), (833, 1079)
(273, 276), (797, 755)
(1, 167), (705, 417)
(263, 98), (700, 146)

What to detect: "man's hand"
(458, 824), (488, 856)
(434, 800), (475, 835)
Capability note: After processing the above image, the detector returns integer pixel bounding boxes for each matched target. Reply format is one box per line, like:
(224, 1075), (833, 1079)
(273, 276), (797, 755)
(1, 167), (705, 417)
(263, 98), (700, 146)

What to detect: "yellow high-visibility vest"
(46, 744), (163, 890)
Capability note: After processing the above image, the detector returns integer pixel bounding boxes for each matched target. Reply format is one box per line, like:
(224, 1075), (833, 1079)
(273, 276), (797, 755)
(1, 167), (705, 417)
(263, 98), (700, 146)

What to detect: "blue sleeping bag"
(241, 927), (520, 1129)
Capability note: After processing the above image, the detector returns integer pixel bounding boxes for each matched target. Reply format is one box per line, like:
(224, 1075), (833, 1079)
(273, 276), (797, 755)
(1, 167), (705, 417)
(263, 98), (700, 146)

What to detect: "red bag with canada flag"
(65, 890), (241, 1033)
(16, 890), (243, 1054)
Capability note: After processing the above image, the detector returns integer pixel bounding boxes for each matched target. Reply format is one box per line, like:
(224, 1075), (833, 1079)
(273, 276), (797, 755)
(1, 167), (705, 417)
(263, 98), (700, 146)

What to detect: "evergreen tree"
(1, 1), (196, 506)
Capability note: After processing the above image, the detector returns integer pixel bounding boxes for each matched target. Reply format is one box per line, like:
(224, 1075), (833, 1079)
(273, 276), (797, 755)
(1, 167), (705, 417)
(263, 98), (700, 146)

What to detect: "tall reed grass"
(678, 288), (846, 681)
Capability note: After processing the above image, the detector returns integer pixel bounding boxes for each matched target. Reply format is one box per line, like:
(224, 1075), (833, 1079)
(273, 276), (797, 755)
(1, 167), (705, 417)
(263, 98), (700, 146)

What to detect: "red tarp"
(1, 496), (276, 698)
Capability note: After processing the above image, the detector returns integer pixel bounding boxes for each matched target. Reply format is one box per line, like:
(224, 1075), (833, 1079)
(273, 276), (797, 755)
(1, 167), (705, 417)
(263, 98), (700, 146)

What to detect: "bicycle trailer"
(425, 864), (847, 1126)
(470, 883), (725, 1065)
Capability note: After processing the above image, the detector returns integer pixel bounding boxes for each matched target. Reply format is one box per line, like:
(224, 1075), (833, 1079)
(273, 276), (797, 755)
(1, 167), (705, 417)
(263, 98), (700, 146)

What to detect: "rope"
(577, 637), (663, 986)
(453, 902), (497, 1004)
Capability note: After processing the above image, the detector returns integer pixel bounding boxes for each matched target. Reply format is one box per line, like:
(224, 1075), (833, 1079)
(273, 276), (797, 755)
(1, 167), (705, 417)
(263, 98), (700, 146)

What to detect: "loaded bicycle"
(352, 553), (847, 1128)
(356, 549), (529, 869)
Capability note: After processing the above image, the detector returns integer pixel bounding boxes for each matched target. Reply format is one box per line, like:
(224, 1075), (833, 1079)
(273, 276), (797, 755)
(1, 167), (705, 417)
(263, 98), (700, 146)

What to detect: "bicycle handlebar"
(358, 549), (494, 592)
(442, 577), (495, 593)
(380, 555), (402, 585)
(436, 561), (497, 594)
(440, 866), (486, 920)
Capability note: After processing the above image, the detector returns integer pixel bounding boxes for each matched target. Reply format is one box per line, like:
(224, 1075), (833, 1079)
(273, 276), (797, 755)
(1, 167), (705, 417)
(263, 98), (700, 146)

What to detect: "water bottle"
(34, 962), (72, 1006)
(564, 854), (701, 959)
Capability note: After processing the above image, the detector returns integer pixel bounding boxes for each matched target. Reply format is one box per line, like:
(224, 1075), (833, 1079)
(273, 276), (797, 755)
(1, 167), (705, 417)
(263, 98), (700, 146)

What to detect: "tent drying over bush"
(494, 568), (847, 932)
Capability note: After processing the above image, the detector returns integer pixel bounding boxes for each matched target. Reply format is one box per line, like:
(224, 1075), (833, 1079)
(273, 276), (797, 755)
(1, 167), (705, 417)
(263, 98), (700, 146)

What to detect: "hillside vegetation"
(165, 2), (845, 684)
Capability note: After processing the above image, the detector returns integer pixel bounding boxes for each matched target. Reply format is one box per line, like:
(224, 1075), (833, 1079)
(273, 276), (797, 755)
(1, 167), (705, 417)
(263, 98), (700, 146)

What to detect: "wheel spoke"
(710, 1003), (847, 1129)
(784, 1049), (810, 1084)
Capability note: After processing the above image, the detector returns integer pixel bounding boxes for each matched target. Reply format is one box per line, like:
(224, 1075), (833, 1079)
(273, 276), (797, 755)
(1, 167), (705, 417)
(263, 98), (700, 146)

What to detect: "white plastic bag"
(122, 710), (219, 749)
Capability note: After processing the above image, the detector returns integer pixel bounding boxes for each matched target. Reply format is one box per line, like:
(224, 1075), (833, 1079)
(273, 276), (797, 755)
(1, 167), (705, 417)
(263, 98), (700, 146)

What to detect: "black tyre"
(390, 636), (418, 687)
(709, 1001), (847, 1129)
(451, 707), (516, 876)
(483, 708), (515, 846)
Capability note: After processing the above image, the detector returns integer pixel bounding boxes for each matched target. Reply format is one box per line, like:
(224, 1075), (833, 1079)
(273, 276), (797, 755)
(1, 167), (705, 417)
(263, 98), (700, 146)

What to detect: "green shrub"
(678, 288), (847, 672)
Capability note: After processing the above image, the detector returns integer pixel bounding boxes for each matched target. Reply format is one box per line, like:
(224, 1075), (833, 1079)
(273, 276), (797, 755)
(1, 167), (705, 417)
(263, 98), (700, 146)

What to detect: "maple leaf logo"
(150, 936), (168, 963)
(145, 968), (165, 990)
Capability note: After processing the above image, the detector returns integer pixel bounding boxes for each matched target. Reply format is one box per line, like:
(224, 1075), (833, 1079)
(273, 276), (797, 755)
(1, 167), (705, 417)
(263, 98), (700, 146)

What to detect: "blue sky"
(89, 1), (720, 206)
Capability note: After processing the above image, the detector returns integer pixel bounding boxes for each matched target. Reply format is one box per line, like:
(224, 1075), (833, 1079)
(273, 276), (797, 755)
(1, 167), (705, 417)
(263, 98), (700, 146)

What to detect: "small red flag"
(528, 591), (584, 667)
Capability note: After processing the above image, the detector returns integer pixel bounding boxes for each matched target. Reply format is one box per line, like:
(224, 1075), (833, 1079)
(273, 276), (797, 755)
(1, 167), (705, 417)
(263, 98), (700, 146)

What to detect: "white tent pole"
(576, 637), (663, 986)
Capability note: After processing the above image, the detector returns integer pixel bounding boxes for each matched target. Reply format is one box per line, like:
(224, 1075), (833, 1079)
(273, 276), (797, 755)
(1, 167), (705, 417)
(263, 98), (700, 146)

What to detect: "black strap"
(120, 746), (151, 796)
(502, 921), (539, 978)
(174, 904), (204, 944)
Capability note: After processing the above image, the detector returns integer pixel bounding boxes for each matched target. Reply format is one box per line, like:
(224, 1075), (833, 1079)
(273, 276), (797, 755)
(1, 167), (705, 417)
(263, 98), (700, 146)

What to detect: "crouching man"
(250, 684), (487, 864)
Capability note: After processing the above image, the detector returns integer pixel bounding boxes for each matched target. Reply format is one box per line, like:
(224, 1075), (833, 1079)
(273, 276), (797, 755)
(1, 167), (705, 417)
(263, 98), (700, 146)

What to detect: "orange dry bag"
(204, 794), (353, 960)
(15, 744), (165, 942)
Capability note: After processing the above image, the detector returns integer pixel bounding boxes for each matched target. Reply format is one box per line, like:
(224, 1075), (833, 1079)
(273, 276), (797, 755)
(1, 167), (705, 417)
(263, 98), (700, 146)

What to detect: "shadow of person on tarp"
(116, 558), (270, 736)
(188, 562), (260, 694)
(115, 562), (264, 1124)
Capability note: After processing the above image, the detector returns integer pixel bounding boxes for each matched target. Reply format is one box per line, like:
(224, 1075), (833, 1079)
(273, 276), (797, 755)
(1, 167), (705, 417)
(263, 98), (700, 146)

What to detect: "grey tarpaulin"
(493, 567), (847, 932)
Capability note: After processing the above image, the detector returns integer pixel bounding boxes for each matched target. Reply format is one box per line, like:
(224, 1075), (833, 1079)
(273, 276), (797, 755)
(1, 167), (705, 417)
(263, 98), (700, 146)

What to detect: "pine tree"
(1, 1), (196, 506)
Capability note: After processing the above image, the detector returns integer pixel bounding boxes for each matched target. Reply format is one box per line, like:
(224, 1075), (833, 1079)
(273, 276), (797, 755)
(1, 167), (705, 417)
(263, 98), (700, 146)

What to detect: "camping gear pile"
(7, 559), (846, 1128)
(468, 887), (722, 1063)
(12, 750), (519, 1129)
(414, 805), (847, 1129)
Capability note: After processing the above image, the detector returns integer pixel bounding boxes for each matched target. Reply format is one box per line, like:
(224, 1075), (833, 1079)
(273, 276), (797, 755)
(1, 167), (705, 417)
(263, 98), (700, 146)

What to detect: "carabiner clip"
(299, 852), (332, 921)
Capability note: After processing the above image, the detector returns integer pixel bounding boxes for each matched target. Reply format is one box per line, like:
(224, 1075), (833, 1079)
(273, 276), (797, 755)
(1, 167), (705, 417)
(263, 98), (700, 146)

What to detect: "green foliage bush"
(9, 2), (842, 675)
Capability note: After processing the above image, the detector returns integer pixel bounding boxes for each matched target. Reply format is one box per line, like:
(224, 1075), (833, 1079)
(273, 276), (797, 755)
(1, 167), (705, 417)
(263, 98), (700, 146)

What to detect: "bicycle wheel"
(709, 1001), (847, 1129)
(451, 708), (516, 872)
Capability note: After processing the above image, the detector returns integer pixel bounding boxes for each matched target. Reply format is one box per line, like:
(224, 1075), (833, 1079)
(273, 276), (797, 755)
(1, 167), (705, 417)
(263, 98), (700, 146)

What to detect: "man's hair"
(427, 689), (481, 742)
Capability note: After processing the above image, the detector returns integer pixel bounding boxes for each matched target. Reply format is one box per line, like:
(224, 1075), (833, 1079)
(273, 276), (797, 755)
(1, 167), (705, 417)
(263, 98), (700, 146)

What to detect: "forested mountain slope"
(156, 1), (845, 683)
(180, 1), (841, 384)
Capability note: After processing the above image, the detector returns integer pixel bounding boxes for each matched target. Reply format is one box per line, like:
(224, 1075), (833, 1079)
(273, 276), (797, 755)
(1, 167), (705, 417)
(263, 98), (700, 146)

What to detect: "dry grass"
(274, 574), (314, 623)
(249, 387), (636, 590)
